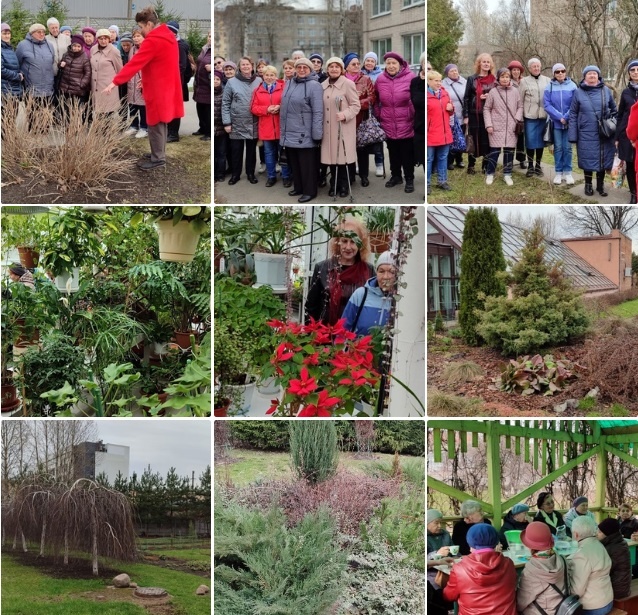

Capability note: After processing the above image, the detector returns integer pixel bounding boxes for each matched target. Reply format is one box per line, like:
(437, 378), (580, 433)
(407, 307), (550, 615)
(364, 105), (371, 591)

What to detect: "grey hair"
(292, 50), (305, 57)
(528, 57), (541, 67)
(571, 515), (597, 538)
(460, 500), (483, 518)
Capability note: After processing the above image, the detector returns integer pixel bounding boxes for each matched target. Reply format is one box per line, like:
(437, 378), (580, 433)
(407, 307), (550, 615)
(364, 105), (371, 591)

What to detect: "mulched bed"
(3, 548), (120, 580)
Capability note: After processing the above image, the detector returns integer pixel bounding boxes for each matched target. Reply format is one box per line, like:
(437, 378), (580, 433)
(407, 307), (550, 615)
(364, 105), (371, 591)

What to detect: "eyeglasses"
(554, 70), (566, 74)
(630, 67), (638, 72)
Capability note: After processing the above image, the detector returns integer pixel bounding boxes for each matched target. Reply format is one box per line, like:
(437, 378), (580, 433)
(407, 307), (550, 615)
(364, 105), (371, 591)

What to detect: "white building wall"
(95, 443), (130, 485)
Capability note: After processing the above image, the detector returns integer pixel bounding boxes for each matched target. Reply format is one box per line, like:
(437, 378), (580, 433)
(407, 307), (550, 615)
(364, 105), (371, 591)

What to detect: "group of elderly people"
(428, 497), (638, 615)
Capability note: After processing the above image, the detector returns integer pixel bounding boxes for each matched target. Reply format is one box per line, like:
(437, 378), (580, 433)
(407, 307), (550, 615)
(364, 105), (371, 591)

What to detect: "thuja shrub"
(230, 421), (290, 451)
(289, 421), (338, 484)
(214, 501), (347, 615)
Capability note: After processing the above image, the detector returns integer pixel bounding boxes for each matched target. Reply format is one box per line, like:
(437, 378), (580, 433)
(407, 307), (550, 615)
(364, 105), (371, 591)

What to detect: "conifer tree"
(459, 207), (507, 345)
(289, 422), (338, 485)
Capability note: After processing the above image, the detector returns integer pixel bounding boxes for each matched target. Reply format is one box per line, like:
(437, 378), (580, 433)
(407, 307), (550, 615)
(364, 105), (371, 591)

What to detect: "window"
(308, 16), (315, 24)
(427, 248), (460, 320)
(403, 0), (424, 6)
(402, 32), (424, 64)
(372, 0), (391, 16)
(308, 29), (315, 36)
(372, 38), (392, 59)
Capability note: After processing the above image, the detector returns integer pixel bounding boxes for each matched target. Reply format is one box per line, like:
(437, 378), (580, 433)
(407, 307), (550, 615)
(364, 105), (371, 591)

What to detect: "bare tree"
(559, 206), (638, 236)
(459, 0), (492, 60)
(504, 211), (559, 238)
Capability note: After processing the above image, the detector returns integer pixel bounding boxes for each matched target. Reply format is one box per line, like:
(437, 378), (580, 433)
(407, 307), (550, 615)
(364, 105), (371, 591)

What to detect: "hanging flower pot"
(17, 247), (39, 269)
(55, 267), (81, 293)
(252, 253), (289, 292)
(175, 331), (197, 350)
(369, 232), (391, 254)
(156, 220), (203, 263)
(213, 401), (230, 417)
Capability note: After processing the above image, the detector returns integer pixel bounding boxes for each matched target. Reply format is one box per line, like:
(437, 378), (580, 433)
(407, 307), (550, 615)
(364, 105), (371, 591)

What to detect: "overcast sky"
(96, 420), (211, 483)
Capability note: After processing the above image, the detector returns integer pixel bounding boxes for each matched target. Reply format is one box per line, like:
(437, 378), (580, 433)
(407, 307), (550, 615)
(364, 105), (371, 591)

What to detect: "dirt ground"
(141, 553), (210, 578)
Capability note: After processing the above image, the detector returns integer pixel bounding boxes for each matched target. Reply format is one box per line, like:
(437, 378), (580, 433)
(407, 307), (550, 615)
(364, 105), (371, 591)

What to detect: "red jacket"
(427, 86), (453, 147)
(250, 81), (284, 140)
(442, 551), (517, 615)
(112, 24), (183, 126)
(626, 100), (638, 187)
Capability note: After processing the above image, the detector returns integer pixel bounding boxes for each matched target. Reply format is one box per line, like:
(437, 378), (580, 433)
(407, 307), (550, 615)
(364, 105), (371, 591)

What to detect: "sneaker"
(276, 164), (281, 173)
(375, 164), (384, 177)
(124, 127), (137, 136)
(485, 174), (494, 185)
(437, 182), (452, 191)
(135, 129), (148, 138)
(564, 173), (575, 185)
(553, 173), (562, 185)
(504, 175), (513, 186)
(258, 162), (266, 174)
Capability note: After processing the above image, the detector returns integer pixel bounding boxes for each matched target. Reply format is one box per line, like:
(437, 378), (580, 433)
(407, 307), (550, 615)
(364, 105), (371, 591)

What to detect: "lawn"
(1, 551), (211, 615)
(609, 298), (638, 318)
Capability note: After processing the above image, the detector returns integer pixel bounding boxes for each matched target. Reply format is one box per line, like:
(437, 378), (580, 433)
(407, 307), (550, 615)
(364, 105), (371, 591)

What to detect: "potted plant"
(365, 207), (396, 253)
(131, 207), (211, 263)
(0, 213), (47, 268)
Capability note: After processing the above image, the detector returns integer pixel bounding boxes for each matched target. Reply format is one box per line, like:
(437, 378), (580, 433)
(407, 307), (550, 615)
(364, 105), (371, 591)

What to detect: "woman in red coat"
(427, 70), (454, 196)
(250, 64), (290, 187)
(626, 100), (638, 197)
(102, 6), (183, 171)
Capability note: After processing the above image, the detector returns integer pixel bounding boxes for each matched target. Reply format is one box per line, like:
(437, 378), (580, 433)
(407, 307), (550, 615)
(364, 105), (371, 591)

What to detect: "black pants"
(230, 138), (257, 179)
(625, 151), (636, 199)
(386, 137), (415, 180)
(167, 117), (180, 138)
(584, 170), (606, 186)
(356, 147), (369, 179)
(526, 147), (544, 166)
(448, 149), (463, 166)
(486, 147), (514, 175)
(288, 147), (318, 196)
(329, 163), (356, 191)
(215, 133), (229, 180)
(515, 131), (526, 162)
(196, 102), (211, 137)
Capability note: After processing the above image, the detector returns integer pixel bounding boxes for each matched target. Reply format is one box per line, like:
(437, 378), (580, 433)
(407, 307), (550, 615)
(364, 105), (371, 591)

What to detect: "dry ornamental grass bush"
(442, 361), (485, 385)
(1, 94), (134, 197)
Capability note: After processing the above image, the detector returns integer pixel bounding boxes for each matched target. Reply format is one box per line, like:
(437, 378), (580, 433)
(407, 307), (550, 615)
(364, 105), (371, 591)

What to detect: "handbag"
(496, 88), (524, 136)
(543, 118), (554, 145)
(532, 555), (583, 615)
(356, 113), (386, 148)
(582, 88), (617, 140)
(279, 147), (288, 166)
(466, 133), (475, 155)
(450, 116), (467, 153)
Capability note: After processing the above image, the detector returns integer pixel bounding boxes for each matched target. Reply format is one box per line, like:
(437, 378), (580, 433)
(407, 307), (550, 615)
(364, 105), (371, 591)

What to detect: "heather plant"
(289, 421), (338, 484)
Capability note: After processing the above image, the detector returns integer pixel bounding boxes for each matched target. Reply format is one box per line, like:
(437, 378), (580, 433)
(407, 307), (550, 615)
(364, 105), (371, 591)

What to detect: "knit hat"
(82, 27), (96, 35)
(343, 52), (359, 69)
(497, 67), (511, 81)
(383, 51), (405, 65)
(444, 63), (457, 76)
(508, 60), (524, 72)
(46, 17), (59, 27)
(96, 28), (111, 38)
(9, 263), (27, 276)
(120, 32), (132, 43)
(166, 20), (179, 34)
(295, 58), (314, 70)
(427, 509), (443, 524)
(467, 523), (499, 549)
(70, 34), (84, 47)
(325, 56), (344, 70)
(1, 22), (10, 31)
(363, 51), (378, 64)
(521, 522), (553, 551)
(628, 59), (638, 72)
(552, 63), (566, 74)
(598, 518), (620, 536)
(108, 24), (119, 36)
(60, 26), (72, 34)
(214, 69), (224, 81)
(309, 53), (323, 64)
(29, 23), (46, 33)
(376, 251), (396, 271)
(573, 496), (588, 509)
(537, 492), (552, 509)
(511, 503), (530, 516)
(582, 65), (601, 78)
(222, 61), (237, 70)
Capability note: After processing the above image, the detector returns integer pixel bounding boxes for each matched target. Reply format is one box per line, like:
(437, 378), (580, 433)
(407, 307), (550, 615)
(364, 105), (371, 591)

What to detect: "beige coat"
(90, 43), (123, 113)
(320, 75), (361, 165)
(567, 536), (614, 610)
(517, 553), (567, 615)
(520, 74), (551, 119)
(126, 45), (145, 106)
(46, 33), (69, 74)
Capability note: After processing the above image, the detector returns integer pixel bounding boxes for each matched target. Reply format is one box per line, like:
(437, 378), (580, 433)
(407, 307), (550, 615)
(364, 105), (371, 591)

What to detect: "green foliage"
(0, 213), (47, 249)
(633, 252), (638, 274)
(578, 396), (596, 410)
(434, 311), (445, 332)
(148, 0), (182, 22)
(476, 225), (590, 355)
(426, 0), (463, 70)
(230, 421), (291, 450)
(459, 207), (507, 346)
(34, 0), (68, 29)
(0, 0), (34, 45)
(364, 207), (395, 233)
(499, 354), (578, 396)
(289, 421), (338, 485)
(214, 502), (347, 615)
(184, 22), (208, 60)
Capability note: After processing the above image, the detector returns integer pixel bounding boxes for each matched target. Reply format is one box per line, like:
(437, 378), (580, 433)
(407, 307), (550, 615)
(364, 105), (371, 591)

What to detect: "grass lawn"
(1, 551), (210, 615)
(609, 298), (638, 318)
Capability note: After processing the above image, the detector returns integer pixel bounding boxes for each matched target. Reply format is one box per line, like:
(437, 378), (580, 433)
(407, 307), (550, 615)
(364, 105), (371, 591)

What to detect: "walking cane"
(337, 97), (354, 203)
(333, 96), (341, 202)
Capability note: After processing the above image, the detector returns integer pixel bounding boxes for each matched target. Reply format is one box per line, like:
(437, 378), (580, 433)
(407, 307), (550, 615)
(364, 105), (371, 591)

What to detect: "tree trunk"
(39, 518), (47, 557)
(64, 529), (69, 565)
(12, 527), (17, 550)
(92, 515), (99, 575)
(21, 531), (27, 552)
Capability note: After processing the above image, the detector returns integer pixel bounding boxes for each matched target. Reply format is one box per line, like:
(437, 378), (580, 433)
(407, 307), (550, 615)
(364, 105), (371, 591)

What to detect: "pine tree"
(459, 207), (507, 345)
(289, 422), (338, 485)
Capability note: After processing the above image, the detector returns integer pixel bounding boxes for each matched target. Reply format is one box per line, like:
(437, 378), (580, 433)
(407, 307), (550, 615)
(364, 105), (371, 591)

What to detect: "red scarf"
(475, 73), (496, 112)
(328, 258), (370, 325)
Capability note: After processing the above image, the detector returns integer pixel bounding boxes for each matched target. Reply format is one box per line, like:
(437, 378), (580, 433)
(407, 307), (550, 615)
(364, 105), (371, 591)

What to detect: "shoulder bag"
(450, 115), (467, 153)
(531, 555), (583, 615)
(496, 88), (524, 135)
(582, 88), (617, 139)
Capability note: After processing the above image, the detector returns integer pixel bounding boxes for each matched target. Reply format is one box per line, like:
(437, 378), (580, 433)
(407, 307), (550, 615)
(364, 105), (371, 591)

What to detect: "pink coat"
(90, 43), (123, 113)
(374, 62), (415, 140)
(321, 75), (360, 165)
(483, 85), (522, 148)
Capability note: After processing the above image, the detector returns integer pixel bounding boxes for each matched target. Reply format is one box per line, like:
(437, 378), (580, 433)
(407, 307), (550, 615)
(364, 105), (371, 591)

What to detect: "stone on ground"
(113, 573), (131, 588)
(196, 584), (210, 595)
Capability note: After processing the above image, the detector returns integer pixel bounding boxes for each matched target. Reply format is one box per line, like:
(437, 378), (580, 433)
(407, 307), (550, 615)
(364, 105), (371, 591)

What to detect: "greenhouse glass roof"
(427, 206), (618, 293)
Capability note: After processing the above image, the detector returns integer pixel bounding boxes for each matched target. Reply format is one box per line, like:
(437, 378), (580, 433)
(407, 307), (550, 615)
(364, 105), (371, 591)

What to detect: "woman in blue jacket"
(543, 63), (577, 185)
(568, 65), (617, 196)
(1, 23), (24, 98)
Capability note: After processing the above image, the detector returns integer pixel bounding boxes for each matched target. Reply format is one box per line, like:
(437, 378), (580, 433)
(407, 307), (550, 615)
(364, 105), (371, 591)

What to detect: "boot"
(534, 163), (544, 177)
(584, 181), (594, 196)
(630, 194), (637, 204)
(596, 173), (608, 197)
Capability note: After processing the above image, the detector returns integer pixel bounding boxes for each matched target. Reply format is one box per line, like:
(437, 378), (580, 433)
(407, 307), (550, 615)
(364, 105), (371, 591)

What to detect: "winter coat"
(374, 61), (415, 140)
(15, 33), (55, 96)
(484, 85), (522, 148)
(442, 550), (517, 615)
(126, 45), (145, 106)
(628, 102), (638, 184)
(427, 87), (453, 146)
(619, 515), (638, 539)
(82, 40), (96, 59)
(616, 84), (638, 162)
(567, 536), (614, 610)
(349, 72), (375, 128)
(342, 277), (394, 336)
(58, 48), (91, 97)
(520, 74), (551, 119)
(1, 40), (23, 96)
(568, 81), (617, 172)
(193, 46), (211, 105)
(453, 519), (494, 556)
(543, 77), (577, 129)
(600, 531), (632, 599)
(517, 553), (568, 615)
(45, 33), (69, 74)
(250, 80), (285, 141)
(428, 529), (453, 588)
(463, 73), (496, 158)
(411, 75), (425, 137)
(320, 75), (360, 165)
(280, 71), (324, 149)
(221, 72), (261, 140)
(563, 507), (595, 530)
(90, 43), (123, 112)
(214, 85), (225, 137)
(176, 37), (190, 101)
(362, 64), (382, 83)
(499, 512), (529, 549)
(112, 24), (184, 126)
(533, 510), (571, 537)
(443, 75), (467, 122)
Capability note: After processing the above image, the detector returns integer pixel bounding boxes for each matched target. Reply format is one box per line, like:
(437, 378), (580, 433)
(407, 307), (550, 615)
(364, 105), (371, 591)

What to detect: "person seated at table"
(517, 522), (567, 615)
(618, 503), (638, 539)
(534, 492), (571, 537)
(597, 518), (631, 599)
(568, 516), (613, 615)
(428, 509), (455, 614)
(441, 524), (517, 615)
(453, 500), (496, 556)
(500, 503), (530, 549)
(564, 496), (595, 530)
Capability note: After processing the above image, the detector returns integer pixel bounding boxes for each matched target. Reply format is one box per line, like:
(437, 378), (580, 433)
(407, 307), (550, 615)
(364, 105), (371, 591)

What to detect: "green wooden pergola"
(428, 420), (638, 530)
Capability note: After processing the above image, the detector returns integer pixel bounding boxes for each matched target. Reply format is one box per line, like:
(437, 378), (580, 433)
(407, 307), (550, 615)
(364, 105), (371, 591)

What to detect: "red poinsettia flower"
(273, 342), (296, 362)
(298, 390), (341, 417)
(266, 399), (280, 415)
(287, 367), (318, 396)
(266, 319), (287, 331)
(303, 352), (320, 366)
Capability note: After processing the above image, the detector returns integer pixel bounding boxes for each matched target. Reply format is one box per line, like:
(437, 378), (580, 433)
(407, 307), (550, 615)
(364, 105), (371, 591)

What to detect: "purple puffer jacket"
(374, 62), (415, 139)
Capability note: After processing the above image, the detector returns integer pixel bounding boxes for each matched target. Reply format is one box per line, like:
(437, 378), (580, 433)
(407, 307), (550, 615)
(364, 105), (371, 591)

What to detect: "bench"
(613, 578), (638, 615)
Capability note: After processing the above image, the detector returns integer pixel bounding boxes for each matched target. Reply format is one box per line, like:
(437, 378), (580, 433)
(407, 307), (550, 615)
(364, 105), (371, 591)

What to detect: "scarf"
(474, 73), (496, 111)
(328, 258), (370, 325)
(540, 510), (559, 529)
(428, 86), (440, 96)
(262, 82), (275, 93)
(345, 71), (357, 82)
(532, 548), (555, 558)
